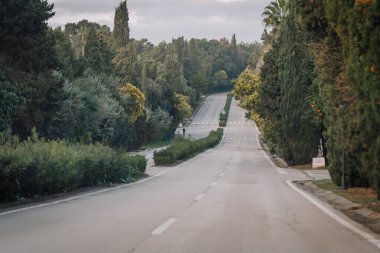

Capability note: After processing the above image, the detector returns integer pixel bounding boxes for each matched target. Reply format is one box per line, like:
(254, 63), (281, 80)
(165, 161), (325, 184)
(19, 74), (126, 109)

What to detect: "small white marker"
(195, 194), (205, 201)
(211, 182), (218, 187)
(220, 173), (225, 177)
(152, 218), (177, 235)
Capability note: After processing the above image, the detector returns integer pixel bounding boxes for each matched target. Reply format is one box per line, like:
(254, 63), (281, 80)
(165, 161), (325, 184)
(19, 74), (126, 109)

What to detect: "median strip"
(153, 128), (224, 166)
(219, 93), (233, 127)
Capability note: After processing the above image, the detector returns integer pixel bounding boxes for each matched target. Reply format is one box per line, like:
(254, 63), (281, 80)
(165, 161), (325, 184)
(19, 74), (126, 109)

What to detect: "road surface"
(0, 93), (379, 253)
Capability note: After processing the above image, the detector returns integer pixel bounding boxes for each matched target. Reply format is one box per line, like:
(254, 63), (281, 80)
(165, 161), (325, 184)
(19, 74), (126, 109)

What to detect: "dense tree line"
(234, 0), (380, 197)
(0, 0), (260, 149)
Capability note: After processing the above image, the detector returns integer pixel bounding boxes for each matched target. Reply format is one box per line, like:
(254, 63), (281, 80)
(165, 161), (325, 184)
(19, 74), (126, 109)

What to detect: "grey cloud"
(49, 0), (271, 44)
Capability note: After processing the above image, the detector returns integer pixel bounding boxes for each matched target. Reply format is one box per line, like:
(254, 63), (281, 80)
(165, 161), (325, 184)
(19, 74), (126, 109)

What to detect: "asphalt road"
(0, 93), (379, 253)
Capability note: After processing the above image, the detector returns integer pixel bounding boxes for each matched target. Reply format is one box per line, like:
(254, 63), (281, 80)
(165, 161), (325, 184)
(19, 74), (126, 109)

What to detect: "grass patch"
(141, 140), (172, 150)
(313, 179), (341, 191)
(313, 179), (380, 212)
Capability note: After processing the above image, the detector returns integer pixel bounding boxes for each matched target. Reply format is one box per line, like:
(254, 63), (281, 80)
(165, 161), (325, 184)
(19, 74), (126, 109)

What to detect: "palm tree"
(262, 0), (287, 30)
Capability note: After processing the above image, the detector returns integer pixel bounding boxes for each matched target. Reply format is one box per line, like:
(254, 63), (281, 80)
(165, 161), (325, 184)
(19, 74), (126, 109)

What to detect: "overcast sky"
(49, 0), (271, 44)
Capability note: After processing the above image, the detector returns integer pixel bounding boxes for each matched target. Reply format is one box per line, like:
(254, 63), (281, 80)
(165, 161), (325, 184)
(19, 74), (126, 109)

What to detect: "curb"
(287, 180), (380, 249)
(295, 181), (380, 235)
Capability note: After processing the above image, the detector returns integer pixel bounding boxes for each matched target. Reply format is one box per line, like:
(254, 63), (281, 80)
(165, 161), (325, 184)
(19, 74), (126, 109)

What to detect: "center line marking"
(152, 218), (177, 235)
(195, 194), (205, 201)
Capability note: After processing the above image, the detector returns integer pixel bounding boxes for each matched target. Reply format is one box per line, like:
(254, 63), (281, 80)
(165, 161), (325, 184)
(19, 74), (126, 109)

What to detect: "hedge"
(219, 93), (233, 127)
(153, 128), (224, 165)
(0, 136), (146, 203)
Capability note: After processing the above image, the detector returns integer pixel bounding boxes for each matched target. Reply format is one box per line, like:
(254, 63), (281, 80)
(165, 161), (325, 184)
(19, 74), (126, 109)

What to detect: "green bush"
(153, 128), (223, 165)
(219, 93), (233, 127)
(0, 137), (146, 202)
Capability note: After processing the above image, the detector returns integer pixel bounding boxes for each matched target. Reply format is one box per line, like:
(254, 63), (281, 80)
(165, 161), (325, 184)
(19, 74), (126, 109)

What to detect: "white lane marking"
(211, 182), (218, 187)
(195, 194), (205, 201)
(0, 151), (204, 217)
(255, 133), (288, 175)
(152, 218), (177, 235)
(287, 180), (380, 249)
(220, 173), (225, 177)
(276, 168), (288, 175)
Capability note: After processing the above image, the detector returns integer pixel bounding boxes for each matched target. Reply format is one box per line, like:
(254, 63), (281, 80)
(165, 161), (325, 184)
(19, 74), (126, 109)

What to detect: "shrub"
(0, 137), (146, 203)
(153, 128), (223, 165)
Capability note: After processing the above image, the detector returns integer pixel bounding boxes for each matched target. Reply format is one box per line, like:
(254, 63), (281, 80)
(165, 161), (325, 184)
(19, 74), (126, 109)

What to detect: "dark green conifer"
(113, 1), (130, 48)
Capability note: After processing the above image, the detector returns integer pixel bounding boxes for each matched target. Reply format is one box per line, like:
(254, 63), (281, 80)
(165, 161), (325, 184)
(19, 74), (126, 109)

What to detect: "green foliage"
(323, 1), (380, 193)
(113, 0), (130, 48)
(119, 83), (146, 122)
(0, 134), (146, 202)
(0, 0), (57, 72)
(292, 0), (373, 190)
(0, 76), (22, 131)
(0, 0), (64, 138)
(262, 0), (288, 32)
(84, 27), (113, 74)
(64, 20), (113, 60)
(153, 128), (224, 165)
(52, 27), (80, 79)
(275, 4), (321, 164)
(257, 39), (282, 153)
(8, 71), (65, 138)
(173, 93), (193, 121)
(48, 76), (134, 148)
(146, 107), (173, 141)
(113, 43), (139, 85)
(232, 70), (261, 123)
(248, 1), (322, 165)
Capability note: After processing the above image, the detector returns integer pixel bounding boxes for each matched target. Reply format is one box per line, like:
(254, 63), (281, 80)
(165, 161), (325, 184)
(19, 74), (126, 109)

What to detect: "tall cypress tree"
(230, 34), (240, 76)
(293, 0), (371, 189)
(323, 0), (380, 196)
(113, 1), (130, 48)
(276, 1), (321, 165)
(258, 38), (283, 154)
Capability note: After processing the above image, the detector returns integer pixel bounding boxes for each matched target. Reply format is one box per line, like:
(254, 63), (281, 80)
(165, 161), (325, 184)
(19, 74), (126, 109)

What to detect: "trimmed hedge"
(153, 128), (224, 165)
(219, 93), (233, 127)
(0, 137), (146, 202)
